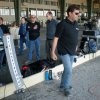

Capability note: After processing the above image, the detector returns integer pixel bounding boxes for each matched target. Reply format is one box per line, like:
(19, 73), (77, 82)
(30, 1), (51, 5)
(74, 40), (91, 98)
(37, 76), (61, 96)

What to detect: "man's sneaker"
(69, 86), (72, 89)
(59, 87), (64, 92)
(64, 89), (71, 96)
(25, 60), (32, 64)
(59, 86), (73, 95)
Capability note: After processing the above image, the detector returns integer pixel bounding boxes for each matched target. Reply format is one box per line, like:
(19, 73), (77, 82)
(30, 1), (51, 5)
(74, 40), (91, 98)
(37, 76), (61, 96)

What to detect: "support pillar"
(87, 0), (93, 19)
(58, 0), (66, 19)
(14, 0), (21, 26)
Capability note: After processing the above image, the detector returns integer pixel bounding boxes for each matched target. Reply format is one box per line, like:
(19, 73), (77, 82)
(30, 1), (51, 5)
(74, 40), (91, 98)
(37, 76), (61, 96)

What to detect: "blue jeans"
(0, 50), (5, 68)
(28, 37), (40, 61)
(19, 37), (26, 55)
(60, 54), (74, 90)
(26, 32), (29, 48)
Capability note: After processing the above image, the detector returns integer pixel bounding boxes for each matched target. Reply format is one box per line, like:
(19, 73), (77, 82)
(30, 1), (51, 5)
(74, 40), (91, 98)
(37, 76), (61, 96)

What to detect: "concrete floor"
(4, 56), (100, 100)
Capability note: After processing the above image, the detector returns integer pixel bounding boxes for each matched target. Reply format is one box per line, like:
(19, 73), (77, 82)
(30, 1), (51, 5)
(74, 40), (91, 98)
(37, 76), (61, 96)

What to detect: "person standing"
(10, 21), (19, 47)
(18, 17), (27, 55)
(87, 19), (93, 30)
(25, 15), (40, 64)
(0, 27), (4, 69)
(0, 17), (9, 68)
(46, 11), (57, 65)
(51, 5), (80, 96)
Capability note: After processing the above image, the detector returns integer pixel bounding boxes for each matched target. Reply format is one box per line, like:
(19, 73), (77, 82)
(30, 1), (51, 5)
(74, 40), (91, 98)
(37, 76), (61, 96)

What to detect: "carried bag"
(88, 39), (97, 53)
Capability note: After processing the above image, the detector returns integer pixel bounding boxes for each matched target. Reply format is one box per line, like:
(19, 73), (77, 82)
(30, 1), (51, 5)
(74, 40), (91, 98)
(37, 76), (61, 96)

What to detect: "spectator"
(0, 27), (4, 69)
(0, 17), (9, 68)
(87, 19), (93, 30)
(46, 11), (57, 65)
(25, 15), (40, 64)
(10, 21), (19, 47)
(18, 17), (27, 55)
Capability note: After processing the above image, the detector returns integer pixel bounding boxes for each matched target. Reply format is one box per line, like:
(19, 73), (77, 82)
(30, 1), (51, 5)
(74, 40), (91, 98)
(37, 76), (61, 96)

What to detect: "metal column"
(14, 0), (21, 26)
(87, 0), (93, 19)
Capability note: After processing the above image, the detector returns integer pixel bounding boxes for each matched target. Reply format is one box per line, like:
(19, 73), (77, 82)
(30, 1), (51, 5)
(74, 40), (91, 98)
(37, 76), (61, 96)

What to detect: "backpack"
(83, 41), (89, 54)
(88, 39), (97, 53)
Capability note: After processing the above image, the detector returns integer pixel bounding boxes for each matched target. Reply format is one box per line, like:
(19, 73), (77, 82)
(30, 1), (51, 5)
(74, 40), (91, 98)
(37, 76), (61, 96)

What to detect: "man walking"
(51, 5), (80, 96)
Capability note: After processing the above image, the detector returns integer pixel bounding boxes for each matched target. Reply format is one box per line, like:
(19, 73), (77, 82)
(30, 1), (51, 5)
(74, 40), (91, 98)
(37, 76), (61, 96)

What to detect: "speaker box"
(83, 30), (99, 36)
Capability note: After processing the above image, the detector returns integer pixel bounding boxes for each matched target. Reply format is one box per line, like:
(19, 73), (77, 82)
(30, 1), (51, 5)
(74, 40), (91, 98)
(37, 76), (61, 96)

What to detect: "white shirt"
(10, 27), (20, 39)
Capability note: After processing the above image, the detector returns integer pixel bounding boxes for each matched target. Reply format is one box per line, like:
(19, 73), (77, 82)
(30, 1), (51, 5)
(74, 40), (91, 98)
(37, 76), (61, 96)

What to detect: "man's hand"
(51, 37), (59, 61)
(51, 52), (57, 61)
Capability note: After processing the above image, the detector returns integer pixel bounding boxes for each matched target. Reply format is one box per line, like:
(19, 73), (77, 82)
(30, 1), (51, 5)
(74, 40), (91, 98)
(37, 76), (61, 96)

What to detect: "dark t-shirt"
(0, 24), (9, 34)
(46, 19), (57, 39)
(55, 18), (79, 55)
(26, 21), (40, 40)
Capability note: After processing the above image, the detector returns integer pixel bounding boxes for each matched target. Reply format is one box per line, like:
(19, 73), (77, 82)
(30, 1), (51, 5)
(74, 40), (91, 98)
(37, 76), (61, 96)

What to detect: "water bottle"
(49, 70), (52, 80)
(45, 71), (49, 81)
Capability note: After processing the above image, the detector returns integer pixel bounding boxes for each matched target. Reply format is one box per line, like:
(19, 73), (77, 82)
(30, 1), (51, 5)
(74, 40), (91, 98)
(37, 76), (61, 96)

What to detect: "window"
(34, 0), (39, 4)
(37, 9), (43, 16)
(51, 10), (56, 16)
(31, 9), (36, 15)
(51, 1), (57, 6)
(10, 8), (15, 15)
(21, 10), (26, 17)
(44, 10), (49, 16)
(44, 1), (50, 5)
(0, 7), (10, 15)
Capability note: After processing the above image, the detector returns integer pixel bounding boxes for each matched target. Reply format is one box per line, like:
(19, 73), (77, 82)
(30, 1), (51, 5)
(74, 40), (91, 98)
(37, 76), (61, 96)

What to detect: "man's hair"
(67, 4), (80, 16)
(21, 17), (25, 19)
(0, 17), (3, 21)
(47, 11), (53, 16)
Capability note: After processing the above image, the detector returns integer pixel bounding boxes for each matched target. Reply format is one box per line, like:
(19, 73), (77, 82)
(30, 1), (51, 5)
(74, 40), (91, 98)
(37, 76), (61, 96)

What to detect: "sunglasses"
(75, 13), (79, 15)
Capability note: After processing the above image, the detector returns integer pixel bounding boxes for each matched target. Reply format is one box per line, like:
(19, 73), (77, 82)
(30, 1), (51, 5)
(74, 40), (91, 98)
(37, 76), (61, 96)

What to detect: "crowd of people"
(0, 4), (100, 97)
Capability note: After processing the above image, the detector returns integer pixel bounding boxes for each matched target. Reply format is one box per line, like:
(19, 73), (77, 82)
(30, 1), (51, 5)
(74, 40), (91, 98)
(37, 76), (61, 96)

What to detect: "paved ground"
(3, 55), (100, 100)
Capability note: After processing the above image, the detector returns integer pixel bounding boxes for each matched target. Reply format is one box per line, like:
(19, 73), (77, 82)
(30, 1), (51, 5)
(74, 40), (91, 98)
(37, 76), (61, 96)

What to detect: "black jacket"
(26, 22), (40, 40)
(0, 24), (9, 34)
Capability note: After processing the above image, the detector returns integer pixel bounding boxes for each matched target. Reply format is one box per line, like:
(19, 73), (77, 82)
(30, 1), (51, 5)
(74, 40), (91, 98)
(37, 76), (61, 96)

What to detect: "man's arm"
(51, 37), (59, 60)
